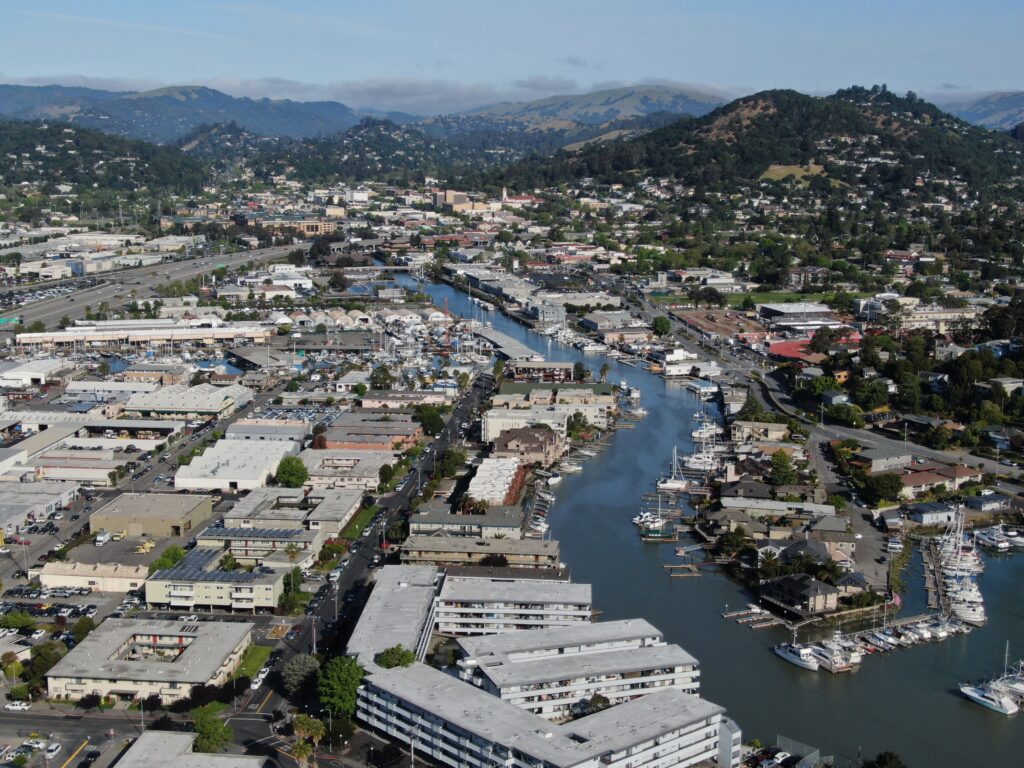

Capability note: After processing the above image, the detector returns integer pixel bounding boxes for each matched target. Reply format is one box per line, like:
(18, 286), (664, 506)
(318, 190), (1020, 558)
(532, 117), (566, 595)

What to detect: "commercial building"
(115, 731), (271, 768)
(224, 487), (364, 537)
(47, 618), (252, 704)
(65, 380), (162, 401)
(39, 562), (148, 593)
(854, 447), (912, 474)
(225, 420), (308, 443)
(401, 535), (560, 569)
(346, 565), (442, 669)
(17, 321), (274, 350)
(505, 361), (575, 383)
(482, 407), (569, 443)
(145, 547), (284, 613)
(0, 480), (79, 533)
(435, 576), (591, 636)
(124, 383), (254, 420)
(357, 663), (741, 768)
(194, 526), (323, 569)
(456, 620), (700, 719)
(174, 439), (299, 492)
(298, 448), (397, 490)
(0, 358), (79, 389)
(90, 493), (213, 538)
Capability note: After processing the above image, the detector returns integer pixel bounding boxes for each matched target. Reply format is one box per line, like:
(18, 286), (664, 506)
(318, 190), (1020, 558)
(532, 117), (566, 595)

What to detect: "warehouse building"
(174, 439), (299, 492)
(124, 383), (254, 420)
(47, 618), (252, 704)
(146, 547), (284, 613)
(0, 480), (80, 533)
(39, 562), (149, 593)
(90, 493), (213, 538)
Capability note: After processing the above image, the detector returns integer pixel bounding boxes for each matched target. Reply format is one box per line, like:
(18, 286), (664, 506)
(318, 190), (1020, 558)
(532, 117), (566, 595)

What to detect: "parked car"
(4, 701), (30, 711)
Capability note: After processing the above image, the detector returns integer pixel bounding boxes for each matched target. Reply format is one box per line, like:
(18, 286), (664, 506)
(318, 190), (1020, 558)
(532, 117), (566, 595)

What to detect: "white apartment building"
(357, 663), (741, 768)
(434, 576), (591, 636)
(455, 619), (700, 719)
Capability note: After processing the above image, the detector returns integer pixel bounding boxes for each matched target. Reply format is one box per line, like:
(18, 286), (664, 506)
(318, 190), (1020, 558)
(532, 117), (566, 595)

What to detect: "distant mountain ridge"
(0, 84), (362, 142)
(464, 84), (727, 125)
(937, 91), (1024, 131)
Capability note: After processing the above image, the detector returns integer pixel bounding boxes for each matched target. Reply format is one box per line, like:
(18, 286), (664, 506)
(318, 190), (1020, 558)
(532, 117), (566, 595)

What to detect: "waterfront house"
(492, 426), (565, 466)
(760, 573), (839, 616)
(731, 421), (789, 443)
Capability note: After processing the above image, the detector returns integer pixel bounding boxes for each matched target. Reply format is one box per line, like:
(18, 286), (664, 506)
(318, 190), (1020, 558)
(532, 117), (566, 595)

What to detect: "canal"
(397, 275), (1024, 767)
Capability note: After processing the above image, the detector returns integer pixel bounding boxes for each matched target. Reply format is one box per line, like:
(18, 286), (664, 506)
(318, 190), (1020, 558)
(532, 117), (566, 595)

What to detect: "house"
(731, 421), (788, 443)
(854, 447), (912, 474)
(760, 573), (838, 616)
(821, 390), (849, 407)
(492, 427), (565, 465)
(905, 501), (956, 526)
(965, 494), (1012, 514)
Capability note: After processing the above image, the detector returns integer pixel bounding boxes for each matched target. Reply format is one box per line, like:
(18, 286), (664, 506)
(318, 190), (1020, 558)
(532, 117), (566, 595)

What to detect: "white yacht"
(546, 473), (562, 487)
(959, 683), (1019, 715)
(774, 644), (819, 672)
(558, 461), (583, 473)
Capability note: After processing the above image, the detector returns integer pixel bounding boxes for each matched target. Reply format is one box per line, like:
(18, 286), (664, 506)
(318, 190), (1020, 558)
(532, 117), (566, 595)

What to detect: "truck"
(94, 530), (111, 546)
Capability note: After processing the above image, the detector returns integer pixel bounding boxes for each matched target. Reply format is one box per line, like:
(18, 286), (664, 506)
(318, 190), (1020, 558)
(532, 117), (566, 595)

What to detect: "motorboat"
(976, 529), (1010, 552)
(959, 684), (1019, 715)
(546, 473), (562, 487)
(558, 461), (583, 473)
(809, 644), (854, 673)
(774, 644), (819, 672)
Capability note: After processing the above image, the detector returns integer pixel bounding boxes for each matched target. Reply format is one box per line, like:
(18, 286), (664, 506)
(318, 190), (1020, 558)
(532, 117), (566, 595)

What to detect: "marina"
(400, 273), (1024, 767)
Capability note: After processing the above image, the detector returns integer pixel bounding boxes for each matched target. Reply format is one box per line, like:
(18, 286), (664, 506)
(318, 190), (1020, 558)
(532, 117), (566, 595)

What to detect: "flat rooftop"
(47, 618), (252, 684)
(347, 565), (440, 669)
(457, 619), (662, 660)
(93, 492), (211, 520)
(197, 526), (319, 544)
(403, 535), (559, 557)
(439, 576), (591, 605)
(364, 664), (723, 767)
(150, 547), (281, 585)
(116, 731), (269, 768)
(474, 644), (698, 689)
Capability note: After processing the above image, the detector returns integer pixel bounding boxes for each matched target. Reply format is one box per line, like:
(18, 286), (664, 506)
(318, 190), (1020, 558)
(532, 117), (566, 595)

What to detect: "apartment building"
(145, 547), (284, 613)
(434, 576), (591, 636)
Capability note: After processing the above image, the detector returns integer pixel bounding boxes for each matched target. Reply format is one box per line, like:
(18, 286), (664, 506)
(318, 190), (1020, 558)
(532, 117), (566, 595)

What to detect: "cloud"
(11, 10), (226, 41)
(558, 56), (592, 70)
(938, 82), (966, 91)
(510, 76), (579, 94)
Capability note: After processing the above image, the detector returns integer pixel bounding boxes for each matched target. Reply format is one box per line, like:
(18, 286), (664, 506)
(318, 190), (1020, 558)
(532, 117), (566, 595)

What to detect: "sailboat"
(657, 446), (690, 493)
(960, 642), (1020, 715)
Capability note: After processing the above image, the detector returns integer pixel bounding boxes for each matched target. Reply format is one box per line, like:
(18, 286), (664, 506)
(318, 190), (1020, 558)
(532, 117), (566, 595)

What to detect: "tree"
(291, 740), (313, 768)
(492, 359), (505, 382)
(369, 364), (394, 390)
(572, 362), (589, 382)
(70, 617), (95, 645)
(413, 405), (445, 436)
(769, 451), (797, 486)
(375, 645), (416, 669)
(293, 713), (327, 764)
(862, 753), (908, 768)
(652, 315), (672, 336)
(808, 327), (837, 354)
(456, 371), (471, 392)
(282, 654), (322, 699)
(378, 464), (395, 490)
(328, 271), (349, 292)
(275, 456), (309, 488)
(76, 693), (102, 711)
(318, 657), (365, 717)
(192, 703), (234, 753)
(758, 551), (781, 581)
(862, 473), (904, 506)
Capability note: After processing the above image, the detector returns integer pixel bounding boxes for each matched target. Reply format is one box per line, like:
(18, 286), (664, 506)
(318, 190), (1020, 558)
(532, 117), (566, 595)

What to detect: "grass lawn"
(232, 644), (272, 680)
(340, 504), (379, 540)
(760, 163), (825, 181)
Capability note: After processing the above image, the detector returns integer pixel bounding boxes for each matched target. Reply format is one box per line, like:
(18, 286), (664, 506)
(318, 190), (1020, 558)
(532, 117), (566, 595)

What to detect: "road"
(18, 245), (305, 329)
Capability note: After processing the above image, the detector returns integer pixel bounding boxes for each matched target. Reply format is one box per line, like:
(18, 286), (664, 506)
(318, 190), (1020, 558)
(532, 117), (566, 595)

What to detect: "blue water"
(398, 275), (1024, 767)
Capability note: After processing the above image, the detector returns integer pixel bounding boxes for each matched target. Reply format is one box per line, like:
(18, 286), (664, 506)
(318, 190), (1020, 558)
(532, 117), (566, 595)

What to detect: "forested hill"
(0, 120), (209, 193)
(481, 86), (1024, 197)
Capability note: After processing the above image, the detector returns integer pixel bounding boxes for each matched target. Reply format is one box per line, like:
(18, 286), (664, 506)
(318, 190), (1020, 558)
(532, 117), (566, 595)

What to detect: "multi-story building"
(223, 487), (364, 537)
(194, 526), (323, 569)
(401, 535), (560, 569)
(456, 619), (700, 719)
(145, 547), (284, 613)
(47, 619), (252, 704)
(357, 663), (741, 768)
(434, 576), (591, 635)
(298, 448), (398, 491)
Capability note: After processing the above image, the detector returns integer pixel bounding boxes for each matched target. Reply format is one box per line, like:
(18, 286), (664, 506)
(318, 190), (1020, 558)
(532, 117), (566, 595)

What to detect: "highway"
(17, 245), (305, 329)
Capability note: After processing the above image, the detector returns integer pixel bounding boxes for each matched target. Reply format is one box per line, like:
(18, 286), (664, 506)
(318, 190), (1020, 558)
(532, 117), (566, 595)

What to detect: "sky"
(0, 0), (1020, 114)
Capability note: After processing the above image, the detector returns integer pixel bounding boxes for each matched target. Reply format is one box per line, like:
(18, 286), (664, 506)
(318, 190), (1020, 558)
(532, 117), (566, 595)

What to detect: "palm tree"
(816, 558), (844, 586)
(291, 739), (313, 768)
(599, 362), (610, 383)
(757, 551), (781, 582)
(285, 543), (301, 567)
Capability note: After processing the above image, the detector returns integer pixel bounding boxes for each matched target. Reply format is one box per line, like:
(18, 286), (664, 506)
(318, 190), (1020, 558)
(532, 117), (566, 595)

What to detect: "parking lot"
(251, 405), (344, 425)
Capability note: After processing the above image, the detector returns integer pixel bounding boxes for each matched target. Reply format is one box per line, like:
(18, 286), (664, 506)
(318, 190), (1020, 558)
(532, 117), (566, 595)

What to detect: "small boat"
(959, 684), (1019, 715)
(546, 473), (562, 486)
(809, 644), (854, 673)
(629, 407), (649, 418)
(774, 643), (819, 672)
(558, 462), (583, 473)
